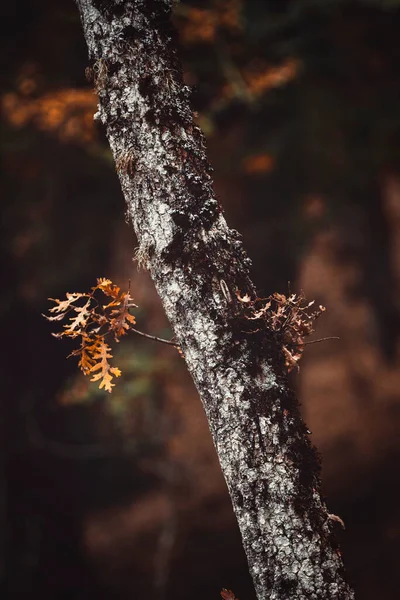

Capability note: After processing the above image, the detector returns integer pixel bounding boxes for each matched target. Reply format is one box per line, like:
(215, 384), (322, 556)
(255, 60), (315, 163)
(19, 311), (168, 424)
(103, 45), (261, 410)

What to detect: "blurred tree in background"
(1, 1), (400, 599)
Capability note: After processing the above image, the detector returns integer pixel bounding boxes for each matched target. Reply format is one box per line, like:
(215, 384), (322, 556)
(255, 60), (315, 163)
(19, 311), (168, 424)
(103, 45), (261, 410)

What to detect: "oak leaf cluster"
(237, 290), (326, 371)
(44, 278), (137, 392)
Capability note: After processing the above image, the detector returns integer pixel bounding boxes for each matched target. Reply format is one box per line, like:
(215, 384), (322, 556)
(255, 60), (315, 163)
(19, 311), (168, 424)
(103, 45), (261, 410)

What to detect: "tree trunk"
(75, 1), (355, 598)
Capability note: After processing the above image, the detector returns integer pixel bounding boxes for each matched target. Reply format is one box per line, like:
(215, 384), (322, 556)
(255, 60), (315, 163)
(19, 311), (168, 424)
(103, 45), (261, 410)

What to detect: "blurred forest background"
(2, 0), (400, 599)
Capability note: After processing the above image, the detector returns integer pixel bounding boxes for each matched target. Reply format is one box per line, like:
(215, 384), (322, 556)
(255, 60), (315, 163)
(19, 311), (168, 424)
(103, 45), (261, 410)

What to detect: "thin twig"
(294, 336), (340, 347)
(131, 328), (179, 347)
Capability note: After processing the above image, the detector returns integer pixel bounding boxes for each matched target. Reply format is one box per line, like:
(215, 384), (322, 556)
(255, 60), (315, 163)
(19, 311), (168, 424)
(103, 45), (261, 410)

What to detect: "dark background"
(2, 1), (400, 599)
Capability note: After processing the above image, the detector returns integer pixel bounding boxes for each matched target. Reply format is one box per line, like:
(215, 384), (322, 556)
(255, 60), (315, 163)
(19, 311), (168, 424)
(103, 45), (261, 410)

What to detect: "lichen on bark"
(75, 1), (356, 598)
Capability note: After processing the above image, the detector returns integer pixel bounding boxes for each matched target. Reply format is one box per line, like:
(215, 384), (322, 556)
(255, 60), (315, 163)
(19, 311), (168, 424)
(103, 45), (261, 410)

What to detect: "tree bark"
(75, 1), (355, 599)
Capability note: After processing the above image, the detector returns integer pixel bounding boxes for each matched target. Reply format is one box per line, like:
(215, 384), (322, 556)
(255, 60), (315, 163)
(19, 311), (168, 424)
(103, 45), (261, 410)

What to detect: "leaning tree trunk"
(75, 2), (355, 599)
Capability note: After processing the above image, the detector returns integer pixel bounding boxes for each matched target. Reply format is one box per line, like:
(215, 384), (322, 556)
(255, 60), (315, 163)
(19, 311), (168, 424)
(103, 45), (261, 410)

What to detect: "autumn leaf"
(89, 339), (121, 393)
(92, 367), (121, 393)
(47, 292), (86, 314)
(283, 345), (303, 372)
(45, 311), (67, 322)
(95, 277), (121, 299)
(63, 298), (91, 336)
(76, 336), (95, 374)
(248, 301), (271, 320)
(236, 292), (252, 303)
(109, 292), (137, 340)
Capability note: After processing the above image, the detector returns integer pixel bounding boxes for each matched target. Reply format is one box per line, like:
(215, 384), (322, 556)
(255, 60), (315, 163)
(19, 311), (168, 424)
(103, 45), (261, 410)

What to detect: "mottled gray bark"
(75, 1), (355, 599)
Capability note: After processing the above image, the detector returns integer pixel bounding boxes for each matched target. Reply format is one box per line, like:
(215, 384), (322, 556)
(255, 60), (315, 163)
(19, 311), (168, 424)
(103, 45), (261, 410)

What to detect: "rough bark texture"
(75, 1), (355, 599)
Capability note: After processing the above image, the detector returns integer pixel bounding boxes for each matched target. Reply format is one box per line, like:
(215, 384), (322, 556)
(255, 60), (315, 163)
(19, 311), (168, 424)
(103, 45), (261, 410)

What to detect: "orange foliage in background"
(177, 0), (243, 44)
(209, 58), (300, 123)
(180, 8), (217, 44)
(242, 58), (299, 97)
(242, 153), (275, 174)
(2, 83), (97, 144)
(218, 0), (243, 30)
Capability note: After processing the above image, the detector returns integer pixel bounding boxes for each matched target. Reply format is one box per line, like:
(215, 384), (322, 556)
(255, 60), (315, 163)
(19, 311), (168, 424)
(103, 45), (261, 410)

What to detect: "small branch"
(295, 336), (340, 346)
(131, 328), (179, 347)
